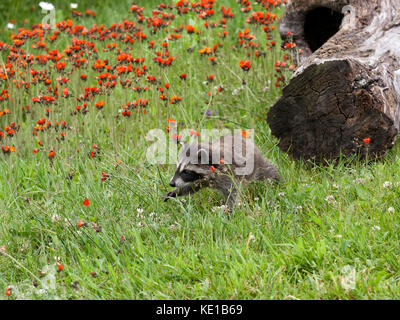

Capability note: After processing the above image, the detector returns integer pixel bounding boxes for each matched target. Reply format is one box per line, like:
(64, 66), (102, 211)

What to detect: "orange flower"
(363, 138), (371, 145)
(83, 198), (90, 207)
(241, 130), (251, 138)
(95, 101), (105, 109)
(186, 25), (195, 33)
(48, 149), (55, 159)
(239, 60), (252, 71)
(198, 47), (212, 55)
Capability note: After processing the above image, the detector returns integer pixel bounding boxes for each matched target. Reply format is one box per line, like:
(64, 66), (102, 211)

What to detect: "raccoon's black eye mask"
(181, 170), (203, 182)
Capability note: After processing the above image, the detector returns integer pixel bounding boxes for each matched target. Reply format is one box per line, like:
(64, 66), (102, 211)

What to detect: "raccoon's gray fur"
(164, 133), (282, 209)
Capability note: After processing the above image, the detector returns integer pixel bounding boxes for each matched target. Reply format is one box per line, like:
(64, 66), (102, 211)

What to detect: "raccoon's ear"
(197, 148), (210, 164)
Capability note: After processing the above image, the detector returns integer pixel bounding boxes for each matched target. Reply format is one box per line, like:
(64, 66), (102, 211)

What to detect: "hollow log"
(267, 0), (400, 162)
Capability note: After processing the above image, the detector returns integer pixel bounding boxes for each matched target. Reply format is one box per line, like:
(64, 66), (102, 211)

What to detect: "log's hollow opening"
(304, 7), (344, 52)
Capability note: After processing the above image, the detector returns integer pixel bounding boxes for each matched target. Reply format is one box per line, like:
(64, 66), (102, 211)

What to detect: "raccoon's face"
(169, 165), (203, 188)
(169, 143), (211, 188)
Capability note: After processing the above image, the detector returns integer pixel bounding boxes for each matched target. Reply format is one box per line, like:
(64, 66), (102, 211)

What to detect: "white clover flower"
(169, 224), (177, 230)
(51, 214), (61, 223)
(296, 205), (303, 211)
(353, 178), (366, 184)
(325, 195), (336, 205)
(39, 2), (55, 10)
(137, 208), (144, 219)
(371, 225), (381, 231)
(388, 207), (395, 213)
(70, 3), (78, 9)
(278, 192), (285, 198)
(7, 23), (15, 29)
(383, 181), (392, 189)
(211, 205), (228, 213)
(137, 221), (144, 227)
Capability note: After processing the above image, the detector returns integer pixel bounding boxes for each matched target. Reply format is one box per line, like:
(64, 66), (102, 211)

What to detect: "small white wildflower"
(263, 80), (271, 92)
(388, 207), (395, 213)
(202, 81), (208, 85)
(37, 289), (47, 295)
(383, 181), (392, 189)
(7, 23), (15, 29)
(149, 212), (156, 218)
(325, 195), (336, 205)
(333, 184), (339, 189)
(39, 2), (55, 10)
(371, 225), (381, 231)
(169, 224), (177, 230)
(70, 3), (78, 9)
(137, 221), (144, 228)
(335, 234), (342, 238)
(296, 205), (303, 212)
(278, 192), (285, 198)
(137, 208), (144, 219)
(254, 197), (259, 201)
(248, 232), (255, 242)
(53, 256), (60, 262)
(353, 178), (366, 184)
(51, 214), (61, 223)
(232, 86), (243, 96)
(211, 204), (228, 213)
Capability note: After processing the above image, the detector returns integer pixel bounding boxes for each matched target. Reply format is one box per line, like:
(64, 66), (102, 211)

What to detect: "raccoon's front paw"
(164, 189), (177, 201)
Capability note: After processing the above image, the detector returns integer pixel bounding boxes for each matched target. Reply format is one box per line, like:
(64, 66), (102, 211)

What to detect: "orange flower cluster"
(0, 0), (291, 160)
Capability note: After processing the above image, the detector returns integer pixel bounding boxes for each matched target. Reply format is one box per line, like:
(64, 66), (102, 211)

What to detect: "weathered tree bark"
(267, 0), (400, 162)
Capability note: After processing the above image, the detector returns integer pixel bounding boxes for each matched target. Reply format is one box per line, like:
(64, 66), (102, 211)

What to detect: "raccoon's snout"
(169, 181), (176, 187)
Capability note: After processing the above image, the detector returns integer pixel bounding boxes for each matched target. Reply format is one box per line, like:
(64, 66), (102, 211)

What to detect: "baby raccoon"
(164, 133), (282, 209)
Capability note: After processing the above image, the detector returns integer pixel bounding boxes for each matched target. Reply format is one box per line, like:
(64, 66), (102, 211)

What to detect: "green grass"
(1, 0), (400, 300)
